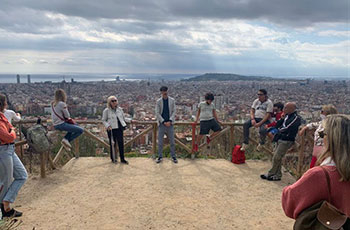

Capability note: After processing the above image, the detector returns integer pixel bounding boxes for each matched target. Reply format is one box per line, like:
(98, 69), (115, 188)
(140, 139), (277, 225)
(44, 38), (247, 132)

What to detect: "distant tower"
(27, 74), (31, 83)
(16, 74), (20, 84)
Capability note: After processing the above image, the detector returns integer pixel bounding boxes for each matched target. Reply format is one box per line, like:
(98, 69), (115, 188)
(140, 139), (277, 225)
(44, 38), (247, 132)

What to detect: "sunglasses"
(257, 94), (264, 96)
(111, 100), (117, 102)
(318, 131), (327, 138)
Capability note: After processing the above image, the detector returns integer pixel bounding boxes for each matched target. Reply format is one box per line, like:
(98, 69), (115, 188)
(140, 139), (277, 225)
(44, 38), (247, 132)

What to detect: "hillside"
(183, 73), (272, 81)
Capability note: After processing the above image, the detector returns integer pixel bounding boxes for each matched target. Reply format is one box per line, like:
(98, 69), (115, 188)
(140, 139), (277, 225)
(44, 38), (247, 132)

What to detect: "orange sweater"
(282, 166), (350, 219)
(0, 112), (16, 144)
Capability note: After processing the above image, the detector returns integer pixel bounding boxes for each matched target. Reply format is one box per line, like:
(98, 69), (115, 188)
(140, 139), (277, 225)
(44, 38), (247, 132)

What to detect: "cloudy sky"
(0, 0), (348, 77)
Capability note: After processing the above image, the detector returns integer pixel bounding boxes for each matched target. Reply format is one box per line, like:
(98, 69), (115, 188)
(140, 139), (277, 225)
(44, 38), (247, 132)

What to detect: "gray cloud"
(2, 0), (348, 27)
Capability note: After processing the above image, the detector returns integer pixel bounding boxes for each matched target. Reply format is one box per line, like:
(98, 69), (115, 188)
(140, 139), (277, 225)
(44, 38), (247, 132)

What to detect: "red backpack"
(232, 145), (245, 164)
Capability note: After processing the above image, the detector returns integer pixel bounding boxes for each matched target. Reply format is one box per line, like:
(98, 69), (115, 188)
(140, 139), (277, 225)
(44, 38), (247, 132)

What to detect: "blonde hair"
(53, 89), (67, 105)
(106, 96), (117, 109)
(317, 114), (350, 181)
(0, 93), (7, 112)
(322, 104), (338, 115)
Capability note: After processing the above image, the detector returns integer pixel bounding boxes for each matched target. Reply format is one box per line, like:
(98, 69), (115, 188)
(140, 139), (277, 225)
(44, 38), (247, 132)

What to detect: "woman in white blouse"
(102, 96), (130, 164)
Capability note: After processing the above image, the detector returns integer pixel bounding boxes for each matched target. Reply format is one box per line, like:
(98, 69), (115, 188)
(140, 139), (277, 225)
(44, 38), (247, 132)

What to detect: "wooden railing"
(13, 119), (312, 179)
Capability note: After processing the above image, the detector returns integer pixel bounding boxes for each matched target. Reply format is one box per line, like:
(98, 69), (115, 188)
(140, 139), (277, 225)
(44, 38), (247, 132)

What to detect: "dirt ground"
(15, 158), (296, 230)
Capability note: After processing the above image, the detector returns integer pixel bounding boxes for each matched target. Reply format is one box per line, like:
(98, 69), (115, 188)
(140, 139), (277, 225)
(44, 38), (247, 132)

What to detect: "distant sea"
(0, 73), (197, 83)
(0, 73), (348, 83)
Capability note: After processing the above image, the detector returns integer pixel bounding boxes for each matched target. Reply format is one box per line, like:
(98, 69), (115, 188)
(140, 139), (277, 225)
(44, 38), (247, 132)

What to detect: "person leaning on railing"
(51, 89), (83, 152)
(282, 114), (350, 220)
(298, 104), (338, 168)
(0, 93), (27, 218)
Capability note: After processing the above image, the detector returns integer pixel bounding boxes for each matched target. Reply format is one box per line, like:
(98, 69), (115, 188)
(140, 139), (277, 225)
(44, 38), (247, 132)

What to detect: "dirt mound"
(16, 158), (295, 230)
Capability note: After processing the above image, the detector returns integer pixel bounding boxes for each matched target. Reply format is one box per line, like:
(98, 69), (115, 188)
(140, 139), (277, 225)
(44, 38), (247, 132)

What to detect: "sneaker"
(121, 160), (129, 165)
(206, 135), (211, 144)
(256, 144), (263, 152)
(1, 204), (22, 218)
(61, 138), (72, 148)
(240, 143), (248, 151)
(172, 157), (178, 164)
(260, 174), (269, 180)
(156, 157), (162, 163)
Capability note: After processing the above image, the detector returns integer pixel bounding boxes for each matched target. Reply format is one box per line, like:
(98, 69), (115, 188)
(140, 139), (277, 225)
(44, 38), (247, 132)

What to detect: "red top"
(282, 166), (350, 219)
(0, 112), (16, 144)
(267, 111), (283, 128)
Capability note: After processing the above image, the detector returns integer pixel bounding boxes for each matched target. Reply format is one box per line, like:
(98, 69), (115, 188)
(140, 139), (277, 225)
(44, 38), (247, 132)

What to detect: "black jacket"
(275, 111), (301, 142)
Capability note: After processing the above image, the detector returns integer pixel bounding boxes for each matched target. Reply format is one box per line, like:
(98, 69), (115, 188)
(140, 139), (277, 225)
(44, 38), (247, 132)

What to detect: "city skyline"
(0, 0), (348, 78)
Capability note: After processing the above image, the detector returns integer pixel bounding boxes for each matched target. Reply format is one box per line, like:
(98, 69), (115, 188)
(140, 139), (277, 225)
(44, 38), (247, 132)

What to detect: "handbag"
(51, 103), (76, 125)
(294, 167), (350, 230)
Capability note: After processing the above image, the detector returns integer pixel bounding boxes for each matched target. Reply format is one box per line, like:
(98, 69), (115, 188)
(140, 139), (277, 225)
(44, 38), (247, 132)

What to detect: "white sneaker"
(61, 138), (72, 148)
(240, 143), (247, 151)
(256, 144), (263, 152)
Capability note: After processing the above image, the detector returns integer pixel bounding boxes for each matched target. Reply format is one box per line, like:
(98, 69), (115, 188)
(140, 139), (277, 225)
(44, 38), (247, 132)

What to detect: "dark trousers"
(243, 118), (269, 145)
(107, 128), (125, 162)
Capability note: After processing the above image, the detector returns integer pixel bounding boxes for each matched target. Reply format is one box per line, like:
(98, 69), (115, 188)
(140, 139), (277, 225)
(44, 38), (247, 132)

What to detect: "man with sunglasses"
(241, 89), (273, 151)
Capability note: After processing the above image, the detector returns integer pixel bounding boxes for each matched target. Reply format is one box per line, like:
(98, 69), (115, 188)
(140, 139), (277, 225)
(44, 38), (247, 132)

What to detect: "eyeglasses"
(318, 131), (327, 138)
(111, 100), (117, 102)
(257, 94), (264, 96)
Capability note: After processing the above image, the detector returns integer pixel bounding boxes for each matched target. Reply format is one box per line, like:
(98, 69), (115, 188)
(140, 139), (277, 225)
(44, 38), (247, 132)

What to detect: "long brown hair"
(53, 89), (67, 105)
(0, 93), (7, 112)
(317, 114), (350, 181)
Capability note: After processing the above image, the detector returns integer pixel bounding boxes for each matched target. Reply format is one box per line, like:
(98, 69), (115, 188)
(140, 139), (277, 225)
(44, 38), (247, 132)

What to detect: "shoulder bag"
(294, 167), (350, 230)
(51, 103), (76, 125)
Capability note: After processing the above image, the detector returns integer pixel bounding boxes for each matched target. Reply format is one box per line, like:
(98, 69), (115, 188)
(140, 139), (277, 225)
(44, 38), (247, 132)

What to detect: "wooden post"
(229, 125), (235, 160)
(152, 123), (157, 159)
(40, 151), (46, 178)
(18, 123), (24, 159)
(191, 123), (196, 159)
(48, 153), (56, 170)
(74, 138), (80, 158)
(297, 133), (306, 178)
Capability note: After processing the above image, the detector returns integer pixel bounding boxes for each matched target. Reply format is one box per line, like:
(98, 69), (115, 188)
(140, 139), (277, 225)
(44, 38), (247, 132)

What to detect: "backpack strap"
(320, 167), (332, 204)
(51, 103), (65, 121)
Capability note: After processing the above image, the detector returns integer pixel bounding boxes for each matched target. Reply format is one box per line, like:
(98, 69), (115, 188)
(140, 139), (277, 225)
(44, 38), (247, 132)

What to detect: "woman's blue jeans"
(54, 123), (84, 142)
(0, 144), (28, 203)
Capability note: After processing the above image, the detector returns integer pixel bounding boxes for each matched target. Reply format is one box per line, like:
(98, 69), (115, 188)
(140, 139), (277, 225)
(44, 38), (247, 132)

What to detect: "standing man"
(260, 102), (301, 181)
(241, 89), (273, 151)
(155, 86), (177, 164)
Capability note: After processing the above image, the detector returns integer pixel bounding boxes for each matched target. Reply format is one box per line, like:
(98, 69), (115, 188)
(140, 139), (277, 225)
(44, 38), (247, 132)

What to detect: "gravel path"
(16, 158), (296, 230)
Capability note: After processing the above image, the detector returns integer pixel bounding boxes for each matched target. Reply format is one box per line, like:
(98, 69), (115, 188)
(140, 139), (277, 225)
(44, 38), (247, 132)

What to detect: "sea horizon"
(0, 73), (348, 83)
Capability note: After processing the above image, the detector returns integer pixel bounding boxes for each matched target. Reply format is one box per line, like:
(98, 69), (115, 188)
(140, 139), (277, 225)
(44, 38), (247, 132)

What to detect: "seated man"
(241, 89), (273, 151)
(260, 102), (301, 181)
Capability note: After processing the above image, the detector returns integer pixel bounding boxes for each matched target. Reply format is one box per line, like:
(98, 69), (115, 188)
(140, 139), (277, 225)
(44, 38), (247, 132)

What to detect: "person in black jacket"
(260, 102), (301, 181)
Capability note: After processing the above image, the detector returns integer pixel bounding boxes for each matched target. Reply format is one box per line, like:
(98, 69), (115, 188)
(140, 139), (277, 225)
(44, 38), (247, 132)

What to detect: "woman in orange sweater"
(0, 94), (27, 218)
(282, 114), (350, 219)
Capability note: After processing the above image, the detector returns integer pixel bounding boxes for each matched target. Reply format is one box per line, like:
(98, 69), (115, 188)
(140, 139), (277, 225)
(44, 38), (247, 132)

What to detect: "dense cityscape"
(1, 76), (349, 123)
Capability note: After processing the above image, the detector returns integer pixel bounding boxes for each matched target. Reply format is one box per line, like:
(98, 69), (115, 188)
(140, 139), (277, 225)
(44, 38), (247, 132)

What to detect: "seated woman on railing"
(102, 96), (130, 164)
(0, 93), (27, 218)
(51, 89), (83, 152)
(282, 114), (350, 221)
(298, 104), (337, 168)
